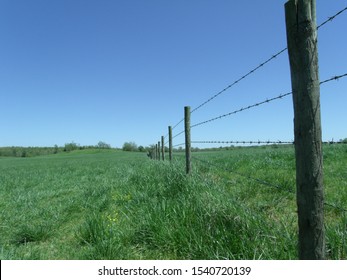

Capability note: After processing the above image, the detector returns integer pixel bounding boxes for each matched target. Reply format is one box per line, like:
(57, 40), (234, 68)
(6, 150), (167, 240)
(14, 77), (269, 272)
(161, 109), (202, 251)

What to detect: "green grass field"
(0, 145), (346, 259)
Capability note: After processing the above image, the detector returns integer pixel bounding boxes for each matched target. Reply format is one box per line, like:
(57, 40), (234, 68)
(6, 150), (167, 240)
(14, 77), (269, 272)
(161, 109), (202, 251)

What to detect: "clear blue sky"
(1, 0), (346, 148)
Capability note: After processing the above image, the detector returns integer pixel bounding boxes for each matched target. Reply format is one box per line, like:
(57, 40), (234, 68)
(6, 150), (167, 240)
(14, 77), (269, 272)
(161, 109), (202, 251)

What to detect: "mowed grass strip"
(0, 145), (346, 259)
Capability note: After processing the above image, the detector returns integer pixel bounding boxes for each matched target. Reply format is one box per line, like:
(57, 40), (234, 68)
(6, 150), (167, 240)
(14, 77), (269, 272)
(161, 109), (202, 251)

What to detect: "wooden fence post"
(285, 0), (325, 259)
(168, 126), (173, 162)
(161, 136), (165, 161)
(155, 144), (158, 160)
(149, 146), (154, 160)
(157, 141), (161, 161)
(184, 106), (191, 174)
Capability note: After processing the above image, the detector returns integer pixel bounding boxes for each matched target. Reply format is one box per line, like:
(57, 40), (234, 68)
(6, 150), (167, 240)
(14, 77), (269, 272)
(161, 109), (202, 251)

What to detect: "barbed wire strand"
(172, 119), (185, 131)
(165, 139), (345, 148)
(191, 72), (347, 129)
(191, 91), (292, 129)
(192, 140), (294, 145)
(172, 130), (185, 140)
(317, 6), (347, 29)
(192, 155), (294, 193)
(191, 140), (346, 145)
(192, 156), (347, 212)
(320, 73), (347, 85)
(191, 48), (288, 115)
(173, 143), (185, 148)
(324, 202), (347, 213)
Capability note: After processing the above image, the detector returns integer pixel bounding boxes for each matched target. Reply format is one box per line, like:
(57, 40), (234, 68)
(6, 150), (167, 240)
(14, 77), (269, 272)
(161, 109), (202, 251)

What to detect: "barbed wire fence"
(164, 6), (347, 142)
(149, 3), (347, 259)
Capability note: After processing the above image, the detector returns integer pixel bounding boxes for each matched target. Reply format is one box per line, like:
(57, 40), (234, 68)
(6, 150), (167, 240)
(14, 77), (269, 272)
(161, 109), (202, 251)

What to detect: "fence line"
(167, 72), (347, 148)
(157, 71), (347, 161)
(171, 70), (347, 147)
(148, 2), (347, 260)
(166, 5), (347, 134)
(190, 4), (347, 116)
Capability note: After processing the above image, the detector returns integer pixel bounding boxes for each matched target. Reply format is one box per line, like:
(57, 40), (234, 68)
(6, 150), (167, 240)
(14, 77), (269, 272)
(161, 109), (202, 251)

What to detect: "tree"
(54, 145), (59, 154)
(122, 142), (138, 152)
(64, 142), (79, 152)
(138, 146), (145, 152)
(97, 141), (111, 149)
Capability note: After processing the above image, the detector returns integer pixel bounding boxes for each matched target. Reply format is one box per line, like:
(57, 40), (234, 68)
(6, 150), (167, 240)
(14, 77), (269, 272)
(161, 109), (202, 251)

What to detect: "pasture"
(0, 145), (346, 259)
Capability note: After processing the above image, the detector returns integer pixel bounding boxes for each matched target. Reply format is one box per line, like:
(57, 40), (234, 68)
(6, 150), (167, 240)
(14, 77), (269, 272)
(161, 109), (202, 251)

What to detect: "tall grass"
(0, 145), (346, 259)
(101, 159), (298, 259)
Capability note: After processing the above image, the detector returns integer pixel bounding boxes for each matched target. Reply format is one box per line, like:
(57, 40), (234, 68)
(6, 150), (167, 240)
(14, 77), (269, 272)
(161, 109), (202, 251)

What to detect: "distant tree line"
(0, 146), (60, 158)
(63, 141), (112, 152)
(0, 141), (113, 158)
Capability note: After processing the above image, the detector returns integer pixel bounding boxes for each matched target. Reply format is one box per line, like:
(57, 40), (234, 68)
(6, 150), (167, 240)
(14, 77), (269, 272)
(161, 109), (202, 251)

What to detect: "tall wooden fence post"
(157, 141), (161, 161)
(161, 136), (165, 161)
(184, 106), (191, 174)
(285, 0), (325, 259)
(155, 144), (158, 160)
(168, 126), (173, 162)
